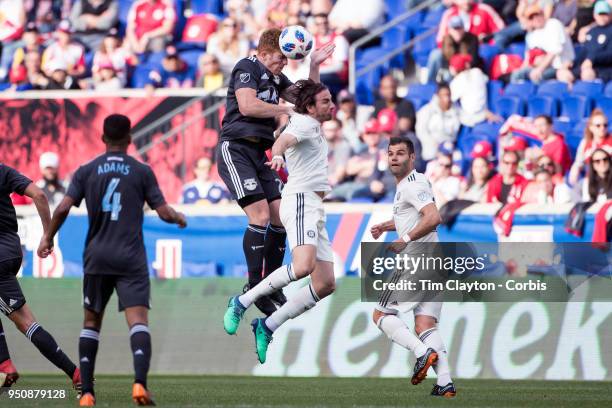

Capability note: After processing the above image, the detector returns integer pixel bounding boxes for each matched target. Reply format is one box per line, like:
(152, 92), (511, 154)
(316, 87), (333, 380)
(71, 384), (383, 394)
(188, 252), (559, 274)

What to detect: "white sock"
(376, 314), (428, 358)
(265, 282), (319, 332)
(420, 327), (452, 386)
(239, 264), (296, 308)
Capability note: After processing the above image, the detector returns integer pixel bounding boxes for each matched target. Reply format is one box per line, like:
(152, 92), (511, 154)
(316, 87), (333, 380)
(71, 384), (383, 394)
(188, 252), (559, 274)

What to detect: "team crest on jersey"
(307, 230), (315, 238)
(243, 178), (257, 191)
(240, 73), (251, 83)
(417, 191), (429, 202)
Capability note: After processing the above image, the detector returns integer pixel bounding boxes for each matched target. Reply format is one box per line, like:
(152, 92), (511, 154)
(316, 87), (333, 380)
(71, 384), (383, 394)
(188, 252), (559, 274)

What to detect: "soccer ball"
(279, 25), (313, 60)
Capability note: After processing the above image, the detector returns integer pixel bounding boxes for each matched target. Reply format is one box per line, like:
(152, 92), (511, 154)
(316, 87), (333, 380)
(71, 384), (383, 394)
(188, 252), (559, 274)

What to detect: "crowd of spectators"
(4, 0), (612, 210)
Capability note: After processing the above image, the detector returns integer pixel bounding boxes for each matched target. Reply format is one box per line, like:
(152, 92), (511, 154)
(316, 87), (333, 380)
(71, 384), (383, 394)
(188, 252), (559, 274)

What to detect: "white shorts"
(279, 191), (333, 262)
(375, 301), (442, 321)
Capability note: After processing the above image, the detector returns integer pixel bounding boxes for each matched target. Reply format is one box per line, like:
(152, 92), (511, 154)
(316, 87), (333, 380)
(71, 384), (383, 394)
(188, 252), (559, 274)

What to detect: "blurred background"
(0, 0), (611, 381)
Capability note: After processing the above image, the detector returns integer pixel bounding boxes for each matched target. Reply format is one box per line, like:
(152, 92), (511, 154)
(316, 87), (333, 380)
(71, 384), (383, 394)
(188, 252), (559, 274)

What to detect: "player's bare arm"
(389, 203), (442, 253)
(236, 88), (294, 118)
(265, 132), (299, 171)
(370, 219), (396, 239)
(23, 183), (51, 233)
(155, 204), (187, 228)
(37, 195), (75, 258)
(280, 43), (335, 103)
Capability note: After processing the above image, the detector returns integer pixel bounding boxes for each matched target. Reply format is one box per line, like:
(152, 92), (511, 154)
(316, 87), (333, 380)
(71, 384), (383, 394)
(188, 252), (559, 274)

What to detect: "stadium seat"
(487, 80), (503, 111)
(397, 10), (425, 34)
(179, 50), (205, 71)
(560, 95), (590, 122)
(573, 118), (589, 135)
(130, 65), (154, 88)
(494, 96), (525, 119)
(411, 34), (436, 67)
(406, 96), (428, 111)
(565, 130), (583, 160)
(382, 27), (409, 69)
(471, 122), (501, 148)
(356, 67), (382, 105)
(173, 0), (186, 42)
(406, 82), (436, 100)
(386, 0), (408, 16)
(190, 0), (223, 15)
(553, 118), (572, 136)
(572, 80), (604, 99)
(527, 95), (557, 117)
(118, 0), (132, 36)
(357, 47), (391, 72)
(180, 14), (218, 46)
(479, 44), (500, 72)
(504, 82), (536, 100)
(537, 80), (568, 99)
(507, 42), (526, 57)
(596, 97), (612, 119)
(421, 8), (445, 28)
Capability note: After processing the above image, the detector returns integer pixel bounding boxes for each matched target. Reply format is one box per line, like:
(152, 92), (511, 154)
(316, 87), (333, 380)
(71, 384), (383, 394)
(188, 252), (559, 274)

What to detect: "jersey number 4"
(102, 178), (122, 221)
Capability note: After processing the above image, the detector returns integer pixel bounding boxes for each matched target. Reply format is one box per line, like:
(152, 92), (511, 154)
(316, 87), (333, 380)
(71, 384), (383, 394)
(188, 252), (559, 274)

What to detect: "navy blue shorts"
(83, 274), (151, 313)
(0, 257), (26, 316)
(216, 139), (283, 207)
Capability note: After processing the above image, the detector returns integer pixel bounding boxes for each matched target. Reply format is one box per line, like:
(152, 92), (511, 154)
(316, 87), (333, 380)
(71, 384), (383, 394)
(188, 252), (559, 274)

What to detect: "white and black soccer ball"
(279, 25), (313, 60)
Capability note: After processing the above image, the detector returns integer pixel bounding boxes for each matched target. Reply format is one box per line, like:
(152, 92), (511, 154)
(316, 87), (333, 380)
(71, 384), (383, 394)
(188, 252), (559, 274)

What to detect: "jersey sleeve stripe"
(221, 141), (245, 199)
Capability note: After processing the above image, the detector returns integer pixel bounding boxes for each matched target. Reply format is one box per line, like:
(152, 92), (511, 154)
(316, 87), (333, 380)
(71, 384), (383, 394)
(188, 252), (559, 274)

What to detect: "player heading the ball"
(224, 79), (336, 364)
(216, 27), (334, 317)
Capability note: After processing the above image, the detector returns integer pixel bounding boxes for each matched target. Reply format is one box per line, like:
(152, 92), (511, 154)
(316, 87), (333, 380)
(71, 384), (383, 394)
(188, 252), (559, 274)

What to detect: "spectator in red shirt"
(486, 150), (529, 203)
(531, 114), (572, 174)
(41, 20), (86, 78)
(126, 0), (176, 54)
(437, 0), (505, 47)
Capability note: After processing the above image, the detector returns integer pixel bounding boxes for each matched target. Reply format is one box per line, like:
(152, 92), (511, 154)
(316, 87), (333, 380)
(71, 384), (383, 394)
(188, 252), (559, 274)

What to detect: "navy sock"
(0, 319), (10, 363)
(263, 224), (287, 277)
(243, 224), (266, 287)
(130, 324), (151, 388)
(79, 327), (99, 395)
(27, 323), (76, 378)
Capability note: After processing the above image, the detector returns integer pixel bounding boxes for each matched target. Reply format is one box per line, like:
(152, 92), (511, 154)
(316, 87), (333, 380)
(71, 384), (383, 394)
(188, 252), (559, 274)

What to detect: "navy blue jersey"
(220, 56), (293, 149)
(0, 165), (31, 262)
(67, 152), (166, 276)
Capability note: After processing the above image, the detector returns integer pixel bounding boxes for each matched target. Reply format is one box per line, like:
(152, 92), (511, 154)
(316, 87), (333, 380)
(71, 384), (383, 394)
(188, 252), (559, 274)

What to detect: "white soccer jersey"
(393, 170), (438, 242)
(281, 113), (330, 196)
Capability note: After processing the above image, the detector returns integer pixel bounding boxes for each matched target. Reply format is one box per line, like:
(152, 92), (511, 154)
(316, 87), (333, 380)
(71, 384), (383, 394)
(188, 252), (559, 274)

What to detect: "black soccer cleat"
(431, 382), (457, 398)
(243, 282), (282, 316)
(268, 289), (287, 308)
(411, 348), (438, 385)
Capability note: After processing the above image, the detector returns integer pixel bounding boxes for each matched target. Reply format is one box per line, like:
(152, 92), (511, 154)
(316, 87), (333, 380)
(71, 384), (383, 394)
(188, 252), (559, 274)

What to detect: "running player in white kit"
(223, 79), (335, 364)
(370, 137), (456, 398)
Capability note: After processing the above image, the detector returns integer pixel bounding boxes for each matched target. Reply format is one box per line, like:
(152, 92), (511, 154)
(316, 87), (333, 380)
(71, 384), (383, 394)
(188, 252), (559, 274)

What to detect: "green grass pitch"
(2, 375), (611, 407)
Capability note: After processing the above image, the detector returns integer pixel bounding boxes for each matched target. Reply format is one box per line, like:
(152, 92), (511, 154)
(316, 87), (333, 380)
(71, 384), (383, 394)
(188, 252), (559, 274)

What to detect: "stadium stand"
(2, 0), (612, 211)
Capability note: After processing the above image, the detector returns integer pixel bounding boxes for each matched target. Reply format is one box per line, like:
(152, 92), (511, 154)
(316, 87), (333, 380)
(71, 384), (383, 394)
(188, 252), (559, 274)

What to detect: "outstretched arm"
(308, 42), (336, 83)
(37, 195), (75, 258)
(280, 43), (336, 103)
